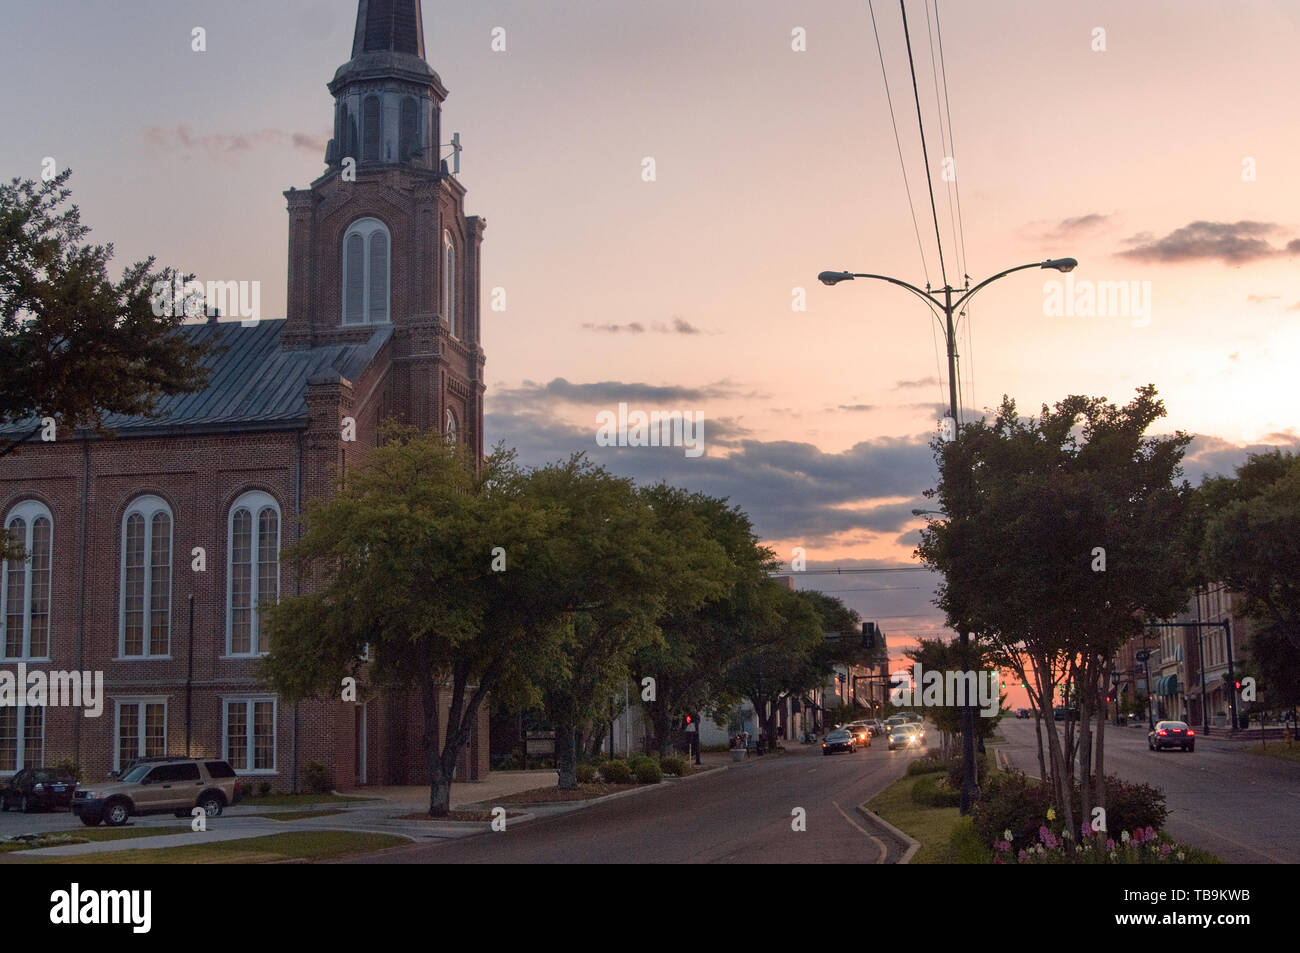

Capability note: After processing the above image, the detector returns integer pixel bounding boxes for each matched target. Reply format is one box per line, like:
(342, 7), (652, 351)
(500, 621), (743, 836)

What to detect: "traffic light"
(1234, 681), (1242, 692)
(862, 621), (876, 649)
(685, 715), (693, 725)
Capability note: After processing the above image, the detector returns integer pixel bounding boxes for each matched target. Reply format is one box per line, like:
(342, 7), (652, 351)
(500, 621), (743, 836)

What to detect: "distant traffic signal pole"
(821, 260), (1078, 815)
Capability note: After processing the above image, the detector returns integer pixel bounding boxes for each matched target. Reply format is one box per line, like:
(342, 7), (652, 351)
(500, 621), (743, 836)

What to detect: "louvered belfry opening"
(354, 0), (424, 58)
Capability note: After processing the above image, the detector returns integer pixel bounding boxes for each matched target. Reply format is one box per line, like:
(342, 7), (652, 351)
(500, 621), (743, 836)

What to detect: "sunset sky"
(4, 0), (1298, 691)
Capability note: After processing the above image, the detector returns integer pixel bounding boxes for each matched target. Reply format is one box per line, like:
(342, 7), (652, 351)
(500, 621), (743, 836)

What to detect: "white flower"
(1004, 829), (1013, 842)
(1121, 830), (1131, 844)
(1177, 851), (1185, 861)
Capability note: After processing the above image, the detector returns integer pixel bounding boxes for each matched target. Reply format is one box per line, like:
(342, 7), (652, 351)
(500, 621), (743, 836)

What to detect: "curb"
(855, 802), (920, 864)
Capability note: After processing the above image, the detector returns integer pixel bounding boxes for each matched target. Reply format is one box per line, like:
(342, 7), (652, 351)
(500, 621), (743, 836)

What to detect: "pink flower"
(1017, 849), (1029, 863)
(1044, 832), (1059, 849)
(1159, 843), (1172, 858)
(1145, 826), (1157, 841)
(1081, 822), (1092, 838)
(1105, 838), (1115, 851)
(1039, 825), (1051, 843)
(995, 840), (1011, 852)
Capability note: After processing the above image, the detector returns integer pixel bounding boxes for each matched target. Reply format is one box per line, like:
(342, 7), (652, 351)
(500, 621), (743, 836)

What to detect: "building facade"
(0, 0), (490, 789)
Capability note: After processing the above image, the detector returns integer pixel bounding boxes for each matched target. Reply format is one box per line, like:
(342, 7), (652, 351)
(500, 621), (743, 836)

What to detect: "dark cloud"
(1180, 432), (1300, 484)
(491, 377), (747, 411)
(582, 322), (646, 333)
(895, 377), (940, 390)
(670, 317), (702, 335)
(144, 125), (325, 156)
(838, 404), (876, 412)
(1116, 221), (1296, 264)
(580, 318), (703, 335)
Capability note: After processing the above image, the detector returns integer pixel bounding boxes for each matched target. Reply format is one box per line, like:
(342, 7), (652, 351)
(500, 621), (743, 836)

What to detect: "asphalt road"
(998, 717), (1300, 863)
(338, 735), (929, 864)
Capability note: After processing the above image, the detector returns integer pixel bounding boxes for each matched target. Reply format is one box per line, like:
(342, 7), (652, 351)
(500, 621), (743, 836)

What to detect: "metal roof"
(1, 319), (391, 439)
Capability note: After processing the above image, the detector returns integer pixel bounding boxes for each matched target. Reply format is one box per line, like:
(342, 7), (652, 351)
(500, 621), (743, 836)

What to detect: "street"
(998, 718), (1300, 863)
(337, 738), (928, 864)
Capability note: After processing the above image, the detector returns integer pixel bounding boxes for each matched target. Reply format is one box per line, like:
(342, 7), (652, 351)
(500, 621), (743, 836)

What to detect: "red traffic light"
(1234, 681), (1241, 691)
(685, 715), (692, 724)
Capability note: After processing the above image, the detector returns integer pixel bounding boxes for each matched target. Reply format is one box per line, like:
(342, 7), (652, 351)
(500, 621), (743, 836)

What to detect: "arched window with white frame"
(443, 230), (457, 337)
(226, 491), (280, 657)
(445, 408), (458, 444)
(1, 500), (53, 661)
(342, 217), (390, 325)
(120, 495), (172, 658)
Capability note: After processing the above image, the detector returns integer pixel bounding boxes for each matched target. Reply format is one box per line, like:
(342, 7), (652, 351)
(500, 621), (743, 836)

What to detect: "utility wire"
(924, 0), (964, 282)
(898, 0), (948, 289)
(933, 0), (969, 281)
(868, 0), (930, 288)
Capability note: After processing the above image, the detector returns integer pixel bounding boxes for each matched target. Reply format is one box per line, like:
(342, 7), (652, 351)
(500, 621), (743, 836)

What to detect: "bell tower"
(282, 0), (485, 458)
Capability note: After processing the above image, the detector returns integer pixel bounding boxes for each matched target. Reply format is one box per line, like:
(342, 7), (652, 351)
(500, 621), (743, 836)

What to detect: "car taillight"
(1157, 729), (1167, 735)
(1186, 730), (1195, 736)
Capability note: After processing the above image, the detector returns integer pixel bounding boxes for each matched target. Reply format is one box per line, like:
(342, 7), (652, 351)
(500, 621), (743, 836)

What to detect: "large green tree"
(0, 171), (209, 457)
(917, 386), (1193, 835)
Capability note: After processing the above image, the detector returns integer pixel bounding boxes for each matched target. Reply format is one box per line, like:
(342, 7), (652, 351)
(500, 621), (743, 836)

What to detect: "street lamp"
(821, 256), (1078, 815)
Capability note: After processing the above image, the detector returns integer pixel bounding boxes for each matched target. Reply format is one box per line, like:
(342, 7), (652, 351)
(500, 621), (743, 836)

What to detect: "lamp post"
(822, 258), (1079, 816)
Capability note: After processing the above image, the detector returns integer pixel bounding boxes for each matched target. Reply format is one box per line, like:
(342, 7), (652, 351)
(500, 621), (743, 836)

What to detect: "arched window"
(342, 218), (390, 325)
(443, 230), (457, 337)
(227, 491), (280, 657)
(1, 500), (52, 661)
(120, 495), (172, 658)
(362, 94), (381, 163)
(445, 409), (458, 444)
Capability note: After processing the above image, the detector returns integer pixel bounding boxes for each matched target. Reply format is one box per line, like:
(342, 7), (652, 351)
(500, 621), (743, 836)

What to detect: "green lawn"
(865, 774), (972, 864)
(236, 792), (380, 807)
(27, 830), (407, 864)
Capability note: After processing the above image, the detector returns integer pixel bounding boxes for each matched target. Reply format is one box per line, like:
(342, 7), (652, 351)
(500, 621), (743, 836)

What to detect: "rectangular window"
(0, 706), (43, 773)
(224, 697), (276, 773)
(115, 699), (167, 771)
(230, 510), (253, 655)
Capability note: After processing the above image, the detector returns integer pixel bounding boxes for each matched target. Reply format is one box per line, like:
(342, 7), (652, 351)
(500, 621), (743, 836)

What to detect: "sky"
(4, 0), (1298, 696)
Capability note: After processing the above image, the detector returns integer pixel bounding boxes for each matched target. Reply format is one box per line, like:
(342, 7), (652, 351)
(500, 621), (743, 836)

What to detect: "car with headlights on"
(1148, 720), (1195, 752)
(821, 729), (856, 755)
(845, 723), (872, 748)
(888, 724), (923, 751)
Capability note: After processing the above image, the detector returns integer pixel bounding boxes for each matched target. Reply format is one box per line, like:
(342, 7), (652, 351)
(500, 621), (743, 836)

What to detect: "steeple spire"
(351, 0), (425, 59)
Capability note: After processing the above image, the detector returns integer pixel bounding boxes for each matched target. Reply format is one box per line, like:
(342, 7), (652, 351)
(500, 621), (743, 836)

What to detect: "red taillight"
(1186, 730), (1195, 736)
(1157, 729), (1168, 736)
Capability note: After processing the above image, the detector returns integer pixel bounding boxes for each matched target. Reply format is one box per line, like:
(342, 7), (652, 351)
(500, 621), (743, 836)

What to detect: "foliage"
(911, 773), (961, 808)
(944, 751), (989, 791)
(633, 760), (663, 784)
(599, 760), (632, 784)
(0, 171), (210, 456)
(906, 756), (949, 776)
(970, 772), (1057, 848)
(301, 761), (331, 795)
(575, 764), (596, 784)
(660, 755), (688, 777)
(53, 759), (84, 783)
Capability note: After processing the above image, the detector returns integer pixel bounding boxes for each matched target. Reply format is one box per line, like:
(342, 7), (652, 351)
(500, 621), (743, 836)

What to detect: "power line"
(933, 0), (969, 279)
(924, 0), (963, 281)
(898, 0), (948, 288)
(867, 0), (930, 288)
(771, 567), (934, 575)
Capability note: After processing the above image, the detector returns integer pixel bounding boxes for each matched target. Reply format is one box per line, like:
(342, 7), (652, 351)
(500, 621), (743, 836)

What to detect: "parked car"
(0, 767), (78, 812)
(1053, 707), (1080, 721)
(865, 720), (886, 737)
(888, 724), (923, 751)
(1148, 720), (1195, 752)
(821, 729), (856, 755)
(1015, 708), (1031, 719)
(72, 757), (240, 826)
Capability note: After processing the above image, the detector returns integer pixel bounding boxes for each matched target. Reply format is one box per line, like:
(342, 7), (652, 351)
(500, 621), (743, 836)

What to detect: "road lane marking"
(832, 799), (887, 863)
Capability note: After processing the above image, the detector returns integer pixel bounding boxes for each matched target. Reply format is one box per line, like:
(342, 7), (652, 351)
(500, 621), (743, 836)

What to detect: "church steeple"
(325, 0), (447, 172)
(351, 0), (425, 58)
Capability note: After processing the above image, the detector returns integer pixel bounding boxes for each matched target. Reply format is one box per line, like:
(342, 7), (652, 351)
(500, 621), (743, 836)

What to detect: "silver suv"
(72, 758), (240, 826)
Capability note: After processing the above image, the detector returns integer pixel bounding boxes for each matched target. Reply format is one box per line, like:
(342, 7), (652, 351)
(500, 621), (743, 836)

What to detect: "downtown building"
(0, 0), (490, 788)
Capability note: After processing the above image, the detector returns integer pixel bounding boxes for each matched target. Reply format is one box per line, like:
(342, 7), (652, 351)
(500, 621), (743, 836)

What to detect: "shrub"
(302, 760), (332, 795)
(911, 773), (961, 808)
(600, 760), (632, 783)
(628, 754), (657, 774)
(575, 764), (596, 784)
(1078, 775), (1169, 836)
(948, 816), (993, 864)
(634, 760), (663, 784)
(660, 755), (688, 777)
(258, 781), (272, 797)
(945, 752), (989, 791)
(971, 771), (1055, 847)
(54, 760), (84, 783)
(906, 757), (948, 776)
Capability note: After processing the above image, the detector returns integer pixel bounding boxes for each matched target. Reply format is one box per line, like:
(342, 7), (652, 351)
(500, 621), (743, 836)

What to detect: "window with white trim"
(2, 500), (52, 660)
(444, 408), (458, 445)
(443, 230), (456, 337)
(0, 705), (43, 773)
(120, 496), (172, 658)
(342, 217), (390, 325)
(224, 697), (277, 772)
(227, 491), (280, 656)
(115, 698), (167, 771)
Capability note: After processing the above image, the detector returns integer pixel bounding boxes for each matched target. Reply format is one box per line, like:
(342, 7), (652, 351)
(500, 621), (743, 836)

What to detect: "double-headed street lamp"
(821, 258), (1078, 815)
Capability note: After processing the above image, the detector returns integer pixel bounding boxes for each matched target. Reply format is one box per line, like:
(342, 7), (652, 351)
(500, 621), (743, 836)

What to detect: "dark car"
(1053, 707), (1080, 721)
(821, 729), (856, 755)
(1148, 720), (1195, 752)
(0, 767), (78, 812)
(845, 723), (872, 749)
(1015, 708), (1031, 719)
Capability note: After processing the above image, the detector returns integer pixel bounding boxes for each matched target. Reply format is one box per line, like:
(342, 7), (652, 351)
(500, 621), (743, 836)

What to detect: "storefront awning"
(1156, 674), (1180, 696)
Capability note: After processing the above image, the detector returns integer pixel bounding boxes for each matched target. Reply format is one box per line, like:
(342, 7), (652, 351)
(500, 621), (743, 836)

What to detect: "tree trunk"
(421, 672), (450, 817)
(555, 722), (578, 790)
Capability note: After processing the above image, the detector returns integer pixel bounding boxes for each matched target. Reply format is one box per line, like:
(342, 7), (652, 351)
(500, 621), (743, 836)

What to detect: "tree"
(0, 171), (210, 458)
(902, 637), (1004, 758)
(261, 429), (562, 817)
(917, 386), (1193, 835)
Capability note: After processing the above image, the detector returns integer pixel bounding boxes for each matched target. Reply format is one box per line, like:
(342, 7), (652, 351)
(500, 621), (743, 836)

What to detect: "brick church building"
(0, 0), (490, 789)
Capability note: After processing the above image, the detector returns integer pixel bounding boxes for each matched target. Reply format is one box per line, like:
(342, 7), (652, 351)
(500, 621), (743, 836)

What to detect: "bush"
(911, 773), (961, 808)
(660, 755), (688, 777)
(600, 760), (632, 784)
(634, 760), (663, 784)
(971, 772), (1056, 847)
(948, 816), (993, 864)
(945, 751), (989, 791)
(1078, 775), (1169, 836)
(575, 764), (596, 784)
(628, 754), (658, 774)
(258, 781), (272, 797)
(906, 757), (948, 776)
(302, 760), (332, 795)
(54, 760), (84, 783)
